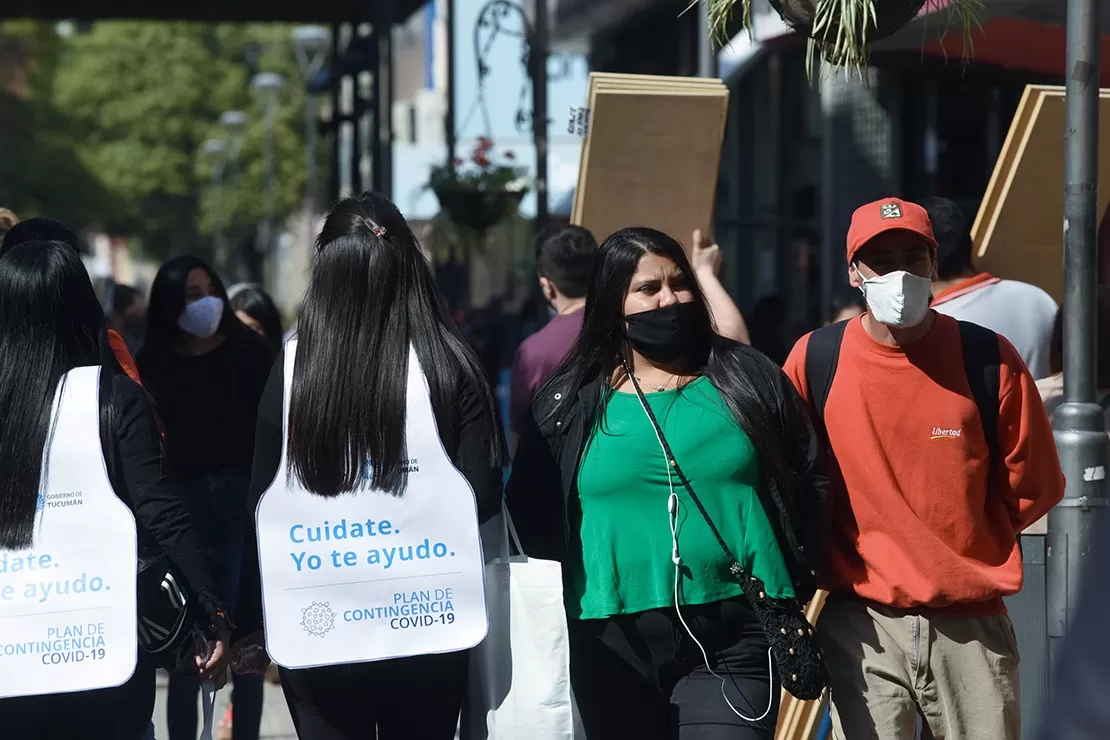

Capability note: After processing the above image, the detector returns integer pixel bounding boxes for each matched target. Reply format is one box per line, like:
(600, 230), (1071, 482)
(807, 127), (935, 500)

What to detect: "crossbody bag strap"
(622, 361), (741, 569)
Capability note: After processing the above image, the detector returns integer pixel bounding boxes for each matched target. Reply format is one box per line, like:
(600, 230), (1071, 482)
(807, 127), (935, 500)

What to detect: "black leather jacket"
(506, 340), (829, 602)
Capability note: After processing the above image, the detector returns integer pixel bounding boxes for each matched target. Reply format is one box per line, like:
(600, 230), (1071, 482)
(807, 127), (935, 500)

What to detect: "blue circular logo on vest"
(36, 493), (45, 512)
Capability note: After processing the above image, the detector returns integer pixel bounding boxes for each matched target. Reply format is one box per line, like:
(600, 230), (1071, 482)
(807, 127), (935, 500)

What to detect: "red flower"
(476, 136), (493, 152)
(503, 151), (516, 160)
(473, 153), (491, 167)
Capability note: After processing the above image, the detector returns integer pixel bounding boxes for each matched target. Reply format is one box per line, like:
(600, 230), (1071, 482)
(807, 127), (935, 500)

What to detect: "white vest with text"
(0, 366), (138, 698)
(256, 341), (488, 669)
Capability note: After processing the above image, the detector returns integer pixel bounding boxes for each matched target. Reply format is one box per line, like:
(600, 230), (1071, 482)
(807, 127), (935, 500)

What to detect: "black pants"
(571, 596), (779, 740)
(0, 657), (156, 740)
(279, 650), (469, 740)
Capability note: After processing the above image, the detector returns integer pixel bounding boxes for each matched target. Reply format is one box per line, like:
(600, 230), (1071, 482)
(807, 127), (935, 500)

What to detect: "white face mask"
(178, 296), (225, 338)
(857, 269), (932, 328)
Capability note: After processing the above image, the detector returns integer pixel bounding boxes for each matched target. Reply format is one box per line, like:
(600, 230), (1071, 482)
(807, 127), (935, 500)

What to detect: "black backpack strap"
(958, 321), (1001, 469)
(804, 320), (850, 422)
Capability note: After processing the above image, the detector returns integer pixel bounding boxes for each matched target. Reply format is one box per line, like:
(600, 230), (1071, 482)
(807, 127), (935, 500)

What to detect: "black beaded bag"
(626, 373), (828, 701)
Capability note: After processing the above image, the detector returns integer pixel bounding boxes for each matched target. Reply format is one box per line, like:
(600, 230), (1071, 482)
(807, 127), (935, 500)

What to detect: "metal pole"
(532, 0), (550, 230)
(212, 159), (226, 267)
(377, 3), (394, 198)
(446, 0), (457, 166)
(305, 95), (318, 250)
(262, 100), (277, 262)
(1047, 0), (1109, 669)
(697, 0), (717, 78)
(331, 23), (342, 201)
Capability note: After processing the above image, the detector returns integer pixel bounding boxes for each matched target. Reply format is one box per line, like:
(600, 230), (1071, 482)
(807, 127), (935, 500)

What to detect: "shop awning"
(871, 0), (1110, 79)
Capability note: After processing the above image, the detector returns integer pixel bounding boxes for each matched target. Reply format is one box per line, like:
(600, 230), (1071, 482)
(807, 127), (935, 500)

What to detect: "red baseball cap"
(846, 197), (938, 264)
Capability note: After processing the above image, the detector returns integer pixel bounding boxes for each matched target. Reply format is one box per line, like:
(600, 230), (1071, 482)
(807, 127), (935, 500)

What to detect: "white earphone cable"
(635, 381), (775, 724)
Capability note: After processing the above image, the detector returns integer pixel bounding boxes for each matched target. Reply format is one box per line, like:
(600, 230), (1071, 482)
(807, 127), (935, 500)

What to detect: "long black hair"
(139, 255), (237, 361)
(545, 226), (796, 496)
(229, 282), (284, 348)
(0, 241), (114, 549)
(546, 227), (714, 420)
(288, 191), (506, 496)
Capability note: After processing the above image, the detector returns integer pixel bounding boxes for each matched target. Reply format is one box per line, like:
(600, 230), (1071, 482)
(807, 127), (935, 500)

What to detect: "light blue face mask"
(178, 296), (224, 338)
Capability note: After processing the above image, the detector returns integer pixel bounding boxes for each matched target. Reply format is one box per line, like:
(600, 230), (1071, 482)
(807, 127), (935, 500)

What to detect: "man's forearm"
(696, 266), (750, 344)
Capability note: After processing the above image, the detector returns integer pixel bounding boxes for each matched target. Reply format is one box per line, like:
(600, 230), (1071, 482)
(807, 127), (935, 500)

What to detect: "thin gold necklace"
(635, 373), (674, 393)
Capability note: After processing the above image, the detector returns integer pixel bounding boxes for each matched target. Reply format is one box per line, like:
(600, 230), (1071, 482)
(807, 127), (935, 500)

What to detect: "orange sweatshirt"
(784, 314), (1064, 615)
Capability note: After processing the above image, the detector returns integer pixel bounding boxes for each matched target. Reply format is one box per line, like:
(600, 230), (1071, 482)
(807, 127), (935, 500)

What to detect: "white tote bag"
(464, 507), (584, 739)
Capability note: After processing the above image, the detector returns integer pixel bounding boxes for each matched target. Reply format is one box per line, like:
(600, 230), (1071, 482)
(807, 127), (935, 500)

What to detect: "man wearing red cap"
(784, 197), (1064, 739)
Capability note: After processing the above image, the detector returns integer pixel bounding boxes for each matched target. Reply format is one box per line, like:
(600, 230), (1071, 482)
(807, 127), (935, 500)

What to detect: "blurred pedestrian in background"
(137, 256), (274, 740)
(1038, 284), (1110, 422)
(926, 197), (1058, 379)
(825, 290), (865, 325)
(108, 284), (148, 355)
(228, 283), (284, 348)
(749, 294), (791, 365)
(509, 224), (597, 449)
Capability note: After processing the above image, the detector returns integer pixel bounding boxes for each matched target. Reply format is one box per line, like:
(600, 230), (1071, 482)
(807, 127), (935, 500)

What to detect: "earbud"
(668, 494), (681, 564)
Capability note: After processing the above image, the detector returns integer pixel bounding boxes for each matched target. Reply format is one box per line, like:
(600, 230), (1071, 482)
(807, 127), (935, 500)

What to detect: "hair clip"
(366, 218), (387, 238)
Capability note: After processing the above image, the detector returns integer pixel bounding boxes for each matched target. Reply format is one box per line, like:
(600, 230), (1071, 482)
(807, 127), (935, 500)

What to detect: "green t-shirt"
(568, 376), (795, 619)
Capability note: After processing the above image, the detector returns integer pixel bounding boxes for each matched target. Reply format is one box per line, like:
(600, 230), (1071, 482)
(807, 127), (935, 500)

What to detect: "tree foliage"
(1, 21), (311, 271)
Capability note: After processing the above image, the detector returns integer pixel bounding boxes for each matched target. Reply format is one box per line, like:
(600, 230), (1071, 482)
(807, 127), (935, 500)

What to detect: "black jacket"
(100, 374), (227, 621)
(506, 339), (829, 603)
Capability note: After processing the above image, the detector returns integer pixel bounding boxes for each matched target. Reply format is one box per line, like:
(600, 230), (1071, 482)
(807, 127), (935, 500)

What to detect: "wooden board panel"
(572, 75), (729, 251)
(970, 85), (1047, 250)
(973, 85), (1110, 301)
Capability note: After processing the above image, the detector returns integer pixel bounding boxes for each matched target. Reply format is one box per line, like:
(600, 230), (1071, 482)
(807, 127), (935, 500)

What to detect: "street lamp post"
(1047, 0), (1110, 669)
(251, 73), (286, 284)
(293, 26), (331, 251)
(216, 110), (248, 272)
(202, 138), (229, 266)
(220, 110), (249, 158)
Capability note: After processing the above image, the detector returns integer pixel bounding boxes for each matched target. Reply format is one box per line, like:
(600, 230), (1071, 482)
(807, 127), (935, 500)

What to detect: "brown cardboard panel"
(973, 85), (1110, 302)
(970, 85), (1048, 251)
(571, 74), (727, 226)
(572, 79), (729, 251)
(590, 72), (727, 89)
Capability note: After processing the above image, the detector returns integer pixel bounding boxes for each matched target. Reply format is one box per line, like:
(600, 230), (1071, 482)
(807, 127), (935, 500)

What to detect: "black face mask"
(624, 302), (705, 365)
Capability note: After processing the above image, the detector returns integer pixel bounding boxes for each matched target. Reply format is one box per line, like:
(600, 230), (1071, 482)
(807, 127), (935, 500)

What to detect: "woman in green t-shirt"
(507, 227), (828, 740)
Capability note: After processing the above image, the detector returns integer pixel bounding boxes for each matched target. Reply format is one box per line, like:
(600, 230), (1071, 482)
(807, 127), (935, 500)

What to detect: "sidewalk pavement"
(151, 670), (297, 740)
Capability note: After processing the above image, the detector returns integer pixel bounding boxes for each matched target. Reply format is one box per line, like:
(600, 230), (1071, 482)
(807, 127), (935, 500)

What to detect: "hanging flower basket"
(429, 137), (530, 232)
(433, 187), (527, 231)
(704, 0), (981, 75)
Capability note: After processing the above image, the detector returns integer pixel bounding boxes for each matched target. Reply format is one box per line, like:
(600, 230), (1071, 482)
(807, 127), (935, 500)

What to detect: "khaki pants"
(818, 595), (1021, 740)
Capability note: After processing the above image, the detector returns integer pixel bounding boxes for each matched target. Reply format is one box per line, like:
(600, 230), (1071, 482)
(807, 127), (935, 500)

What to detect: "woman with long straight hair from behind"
(0, 241), (228, 739)
(233, 192), (506, 740)
(507, 227), (829, 739)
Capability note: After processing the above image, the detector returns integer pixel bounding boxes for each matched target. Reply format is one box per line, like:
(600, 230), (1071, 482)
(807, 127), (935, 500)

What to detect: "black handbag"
(625, 370), (828, 701)
(136, 551), (215, 673)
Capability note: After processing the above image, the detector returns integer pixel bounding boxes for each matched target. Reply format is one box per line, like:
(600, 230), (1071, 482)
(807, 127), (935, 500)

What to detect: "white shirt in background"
(933, 274), (1058, 379)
